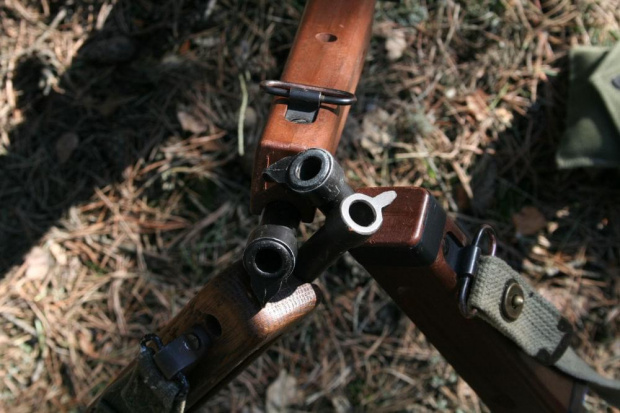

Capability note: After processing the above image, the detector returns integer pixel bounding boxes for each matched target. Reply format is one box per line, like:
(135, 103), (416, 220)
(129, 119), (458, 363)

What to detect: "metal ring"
(472, 224), (497, 257)
(173, 371), (190, 400)
(458, 277), (477, 319)
(140, 333), (164, 351)
(260, 80), (357, 105)
(457, 224), (498, 319)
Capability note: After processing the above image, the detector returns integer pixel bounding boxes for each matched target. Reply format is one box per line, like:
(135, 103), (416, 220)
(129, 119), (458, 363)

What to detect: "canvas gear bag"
(557, 42), (620, 168)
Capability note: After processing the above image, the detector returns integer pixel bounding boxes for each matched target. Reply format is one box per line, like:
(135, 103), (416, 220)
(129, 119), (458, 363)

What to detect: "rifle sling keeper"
(468, 255), (620, 408)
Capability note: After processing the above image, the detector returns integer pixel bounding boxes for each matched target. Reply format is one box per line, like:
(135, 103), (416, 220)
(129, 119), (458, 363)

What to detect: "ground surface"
(1, 0), (619, 412)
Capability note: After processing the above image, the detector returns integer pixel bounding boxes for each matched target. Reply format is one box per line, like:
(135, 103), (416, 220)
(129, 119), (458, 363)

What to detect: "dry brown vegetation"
(1, 0), (619, 411)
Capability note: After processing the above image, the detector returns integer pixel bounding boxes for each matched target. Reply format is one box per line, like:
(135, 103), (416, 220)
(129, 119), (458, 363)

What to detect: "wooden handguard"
(160, 262), (320, 408)
(250, 0), (376, 221)
(94, 2), (374, 409)
(95, 263), (320, 410)
(351, 187), (584, 413)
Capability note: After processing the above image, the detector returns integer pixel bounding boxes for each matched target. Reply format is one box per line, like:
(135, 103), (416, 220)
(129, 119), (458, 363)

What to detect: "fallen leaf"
(78, 330), (96, 357)
(537, 234), (551, 248)
(177, 109), (209, 134)
(547, 221), (559, 233)
(178, 40), (191, 55)
(55, 132), (79, 163)
(49, 242), (68, 266)
(385, 30), (407, 61)
(25, 247), (51, 280)
(266, 370), (301, 413)
(512, 206), (547, 236)
(360, 108), (395, 155)
(494, 107), (514, 127)
(331, 395), (352, 413)
(465, 89), (490, 122)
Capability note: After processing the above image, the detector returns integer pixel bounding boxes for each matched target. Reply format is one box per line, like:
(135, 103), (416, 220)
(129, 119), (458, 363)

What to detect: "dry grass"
(0, 0), (619, 412)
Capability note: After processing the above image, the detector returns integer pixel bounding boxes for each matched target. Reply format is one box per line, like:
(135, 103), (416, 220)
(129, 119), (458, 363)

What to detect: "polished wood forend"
(250, 0), (377, 221)
(352, 187), (584, 413)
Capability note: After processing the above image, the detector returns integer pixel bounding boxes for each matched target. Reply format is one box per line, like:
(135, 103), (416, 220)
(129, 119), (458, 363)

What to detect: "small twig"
(237, 71), (249, 156)
(29, 8), (67, 53)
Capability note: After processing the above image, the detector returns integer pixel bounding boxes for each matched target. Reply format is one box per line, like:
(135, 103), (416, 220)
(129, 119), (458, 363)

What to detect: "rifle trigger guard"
(456, 225), (497, 319)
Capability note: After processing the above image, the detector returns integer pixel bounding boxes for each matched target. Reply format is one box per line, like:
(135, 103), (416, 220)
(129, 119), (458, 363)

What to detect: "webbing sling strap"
(468, 255), (620, 408)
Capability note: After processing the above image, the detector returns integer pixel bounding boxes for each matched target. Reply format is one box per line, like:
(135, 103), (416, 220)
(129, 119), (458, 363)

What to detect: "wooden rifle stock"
(351, 187), (586, 412)
(157, 263), (320, 409)
(93, 1), (375, 410)
(250, 0), (377, 221)
(92, 263), (320, 411)
(93, 1), (591, 410)
(157, 1), (375, 407)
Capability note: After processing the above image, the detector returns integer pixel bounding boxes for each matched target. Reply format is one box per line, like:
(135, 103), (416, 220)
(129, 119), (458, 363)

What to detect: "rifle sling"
(469, 255), (620, 407)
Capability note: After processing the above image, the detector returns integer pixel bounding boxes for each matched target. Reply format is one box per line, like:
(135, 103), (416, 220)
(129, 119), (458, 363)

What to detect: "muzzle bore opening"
(297, 155), (323, 181)
(254, 247), (284, 275)
(348, 200), (376, 227)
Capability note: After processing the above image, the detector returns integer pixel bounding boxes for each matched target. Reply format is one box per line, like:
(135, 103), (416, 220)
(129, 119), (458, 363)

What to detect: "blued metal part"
(502, 280), (525, 322)
(243, 225), (298, 304)
(456, 224), (497, 319)
(263, 148), (354, 213)
(152, 326), (211, 380)
(294, 190), (397, 282)
(456, 245), (481, 319)
(260, 201), (301, 230)
(93, 339), (188, 413)
(351, 187), (582, 412)
(285, 88), (322, 124)
(244, 202), (301, 304)
(443, 233), (464, 271)
(351, 189), (446, 267)
(244, 225), (297, 280)
(456, 245), (482, 278)
(260, 80), (357, 105)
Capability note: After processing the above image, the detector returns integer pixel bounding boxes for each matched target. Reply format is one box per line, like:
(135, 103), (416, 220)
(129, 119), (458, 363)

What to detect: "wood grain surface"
(351, 187), (584, 413)
(159, 261), (320, 409)
(250, 0), (377, 221)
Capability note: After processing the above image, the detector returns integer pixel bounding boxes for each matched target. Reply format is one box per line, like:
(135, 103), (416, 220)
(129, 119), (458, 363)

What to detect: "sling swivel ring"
(457, 224), (497, 319)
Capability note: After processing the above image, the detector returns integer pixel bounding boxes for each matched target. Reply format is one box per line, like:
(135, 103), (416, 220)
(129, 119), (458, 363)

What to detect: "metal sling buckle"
(260, 80), (356, 124)
(457, 224), (497, 319)
(140, 326), (211, 400)
(140, 334), (190, 398)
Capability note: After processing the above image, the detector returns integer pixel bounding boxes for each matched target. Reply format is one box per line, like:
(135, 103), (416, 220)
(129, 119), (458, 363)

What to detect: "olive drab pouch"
(557, 43), (620, 168)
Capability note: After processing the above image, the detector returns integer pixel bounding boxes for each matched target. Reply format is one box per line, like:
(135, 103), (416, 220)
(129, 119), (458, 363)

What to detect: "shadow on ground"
(0, 0), (252, 274)
(465, 57), (620, 351)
